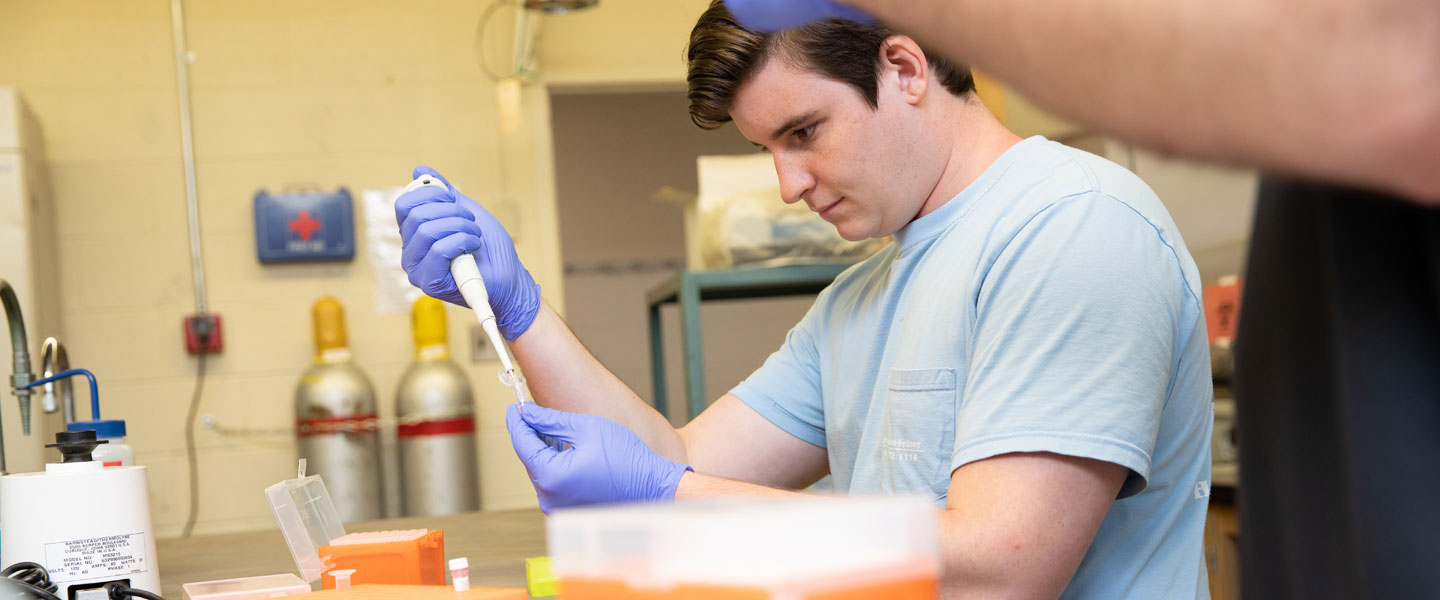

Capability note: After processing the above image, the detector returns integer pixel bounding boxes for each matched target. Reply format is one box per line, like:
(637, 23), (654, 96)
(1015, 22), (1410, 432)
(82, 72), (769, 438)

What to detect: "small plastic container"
(67, 419), (132, 467)
(525, 557), (556, 598)
(547, 495), (942, 599)
(181, 574), (310, 600)
(449, 557), (470, 591)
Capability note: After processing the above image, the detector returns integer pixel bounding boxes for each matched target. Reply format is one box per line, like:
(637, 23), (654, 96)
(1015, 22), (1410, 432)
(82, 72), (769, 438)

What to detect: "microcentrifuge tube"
(498, 368), (529, 406)
(498, 369), (565, 450)
(330, 569), (355, 592)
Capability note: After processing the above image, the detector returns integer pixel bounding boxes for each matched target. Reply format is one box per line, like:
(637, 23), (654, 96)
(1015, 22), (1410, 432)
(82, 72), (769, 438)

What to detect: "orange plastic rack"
(319, 530), (446, 589)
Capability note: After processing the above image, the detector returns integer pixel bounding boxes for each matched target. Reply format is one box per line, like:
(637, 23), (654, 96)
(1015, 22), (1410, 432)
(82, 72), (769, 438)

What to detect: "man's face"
(729, 54), (936, 241)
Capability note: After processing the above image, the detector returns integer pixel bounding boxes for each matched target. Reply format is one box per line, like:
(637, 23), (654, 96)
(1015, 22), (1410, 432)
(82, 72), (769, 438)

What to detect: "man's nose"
(774, 153), (815, 206)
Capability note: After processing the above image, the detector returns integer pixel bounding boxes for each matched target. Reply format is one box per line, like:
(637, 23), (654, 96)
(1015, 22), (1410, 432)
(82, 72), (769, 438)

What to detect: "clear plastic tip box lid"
(264, 471), (347, 583)
(546, 495), (942, 592)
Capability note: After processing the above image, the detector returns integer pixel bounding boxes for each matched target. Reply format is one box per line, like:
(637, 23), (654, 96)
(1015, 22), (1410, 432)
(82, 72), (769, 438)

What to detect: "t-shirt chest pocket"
(879, 367), (959, 500)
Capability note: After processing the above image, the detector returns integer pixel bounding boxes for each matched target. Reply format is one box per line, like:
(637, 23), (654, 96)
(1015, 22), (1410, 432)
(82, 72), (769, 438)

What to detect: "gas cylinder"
(295, 297), (383, 522)
(396, 296), (479, 516)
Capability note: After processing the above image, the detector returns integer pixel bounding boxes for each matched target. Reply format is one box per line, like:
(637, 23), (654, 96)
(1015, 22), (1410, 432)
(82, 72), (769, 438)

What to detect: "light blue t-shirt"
(731, 136), (1213, 598)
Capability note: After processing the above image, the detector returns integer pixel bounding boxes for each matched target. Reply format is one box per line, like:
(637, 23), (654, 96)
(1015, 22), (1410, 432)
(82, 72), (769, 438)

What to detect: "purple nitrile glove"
(722, 0), (874, 32)
(506, 403), (691, 514)
(395, 165), (541, 341)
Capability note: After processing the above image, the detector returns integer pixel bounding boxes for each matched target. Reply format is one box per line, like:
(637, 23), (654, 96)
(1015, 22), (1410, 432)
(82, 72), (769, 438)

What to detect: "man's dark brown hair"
(686, 0), (976, 130)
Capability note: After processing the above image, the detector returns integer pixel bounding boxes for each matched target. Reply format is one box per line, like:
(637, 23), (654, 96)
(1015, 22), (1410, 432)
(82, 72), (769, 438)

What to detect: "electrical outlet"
(470, 324), (499, 363)
(184, 313), (223, 354)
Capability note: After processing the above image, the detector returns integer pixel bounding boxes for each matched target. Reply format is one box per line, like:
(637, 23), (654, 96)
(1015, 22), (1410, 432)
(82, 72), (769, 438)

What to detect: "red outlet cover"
(184, 313), (224, 354)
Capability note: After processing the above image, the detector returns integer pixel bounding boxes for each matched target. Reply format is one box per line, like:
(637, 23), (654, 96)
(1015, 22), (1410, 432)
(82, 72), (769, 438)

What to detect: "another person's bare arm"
(846, 0), (1440, 203)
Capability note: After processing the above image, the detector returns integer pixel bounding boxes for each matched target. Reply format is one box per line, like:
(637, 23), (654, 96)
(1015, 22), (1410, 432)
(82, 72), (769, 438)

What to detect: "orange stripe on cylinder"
(296, 414), (379, 438)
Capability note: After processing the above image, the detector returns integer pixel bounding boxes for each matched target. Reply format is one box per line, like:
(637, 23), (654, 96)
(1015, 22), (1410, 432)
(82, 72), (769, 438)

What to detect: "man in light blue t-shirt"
(396, 2), (1212, 597)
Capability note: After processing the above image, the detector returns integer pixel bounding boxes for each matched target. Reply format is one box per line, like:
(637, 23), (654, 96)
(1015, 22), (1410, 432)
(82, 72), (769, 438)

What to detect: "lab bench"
(156, 509), (546, 599)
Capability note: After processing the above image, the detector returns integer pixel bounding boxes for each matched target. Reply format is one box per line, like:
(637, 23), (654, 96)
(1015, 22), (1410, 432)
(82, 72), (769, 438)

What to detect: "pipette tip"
(499, 367), (528, 407)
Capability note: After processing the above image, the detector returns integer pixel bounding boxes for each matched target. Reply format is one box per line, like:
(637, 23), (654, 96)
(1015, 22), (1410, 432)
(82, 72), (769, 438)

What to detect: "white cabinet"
(0, 86), (62, 473)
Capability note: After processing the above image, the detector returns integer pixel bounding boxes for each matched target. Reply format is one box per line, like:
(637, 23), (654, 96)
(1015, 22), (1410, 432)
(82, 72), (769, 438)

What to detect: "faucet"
(1, 277), (34, 475)
(40, 337), (74, 424)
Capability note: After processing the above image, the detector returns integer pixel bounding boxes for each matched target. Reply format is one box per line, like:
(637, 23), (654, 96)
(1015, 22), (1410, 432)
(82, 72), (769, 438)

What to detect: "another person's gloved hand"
(722, 0), (873, 32)
(506, 404), (691, 514)
(395, 165), (540, 341)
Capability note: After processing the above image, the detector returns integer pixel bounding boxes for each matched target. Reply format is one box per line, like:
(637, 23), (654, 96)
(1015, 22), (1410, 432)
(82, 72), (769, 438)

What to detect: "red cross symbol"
(289, 210), (322, 241)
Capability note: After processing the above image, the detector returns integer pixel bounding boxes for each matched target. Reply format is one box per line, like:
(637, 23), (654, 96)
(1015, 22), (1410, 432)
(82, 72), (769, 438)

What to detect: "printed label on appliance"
(44, 533), (147, 582)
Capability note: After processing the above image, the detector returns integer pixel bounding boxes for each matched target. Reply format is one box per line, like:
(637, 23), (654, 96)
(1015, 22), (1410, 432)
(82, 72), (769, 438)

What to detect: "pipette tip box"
(263, 467), (445, 589)
(320, 529), (447, 589)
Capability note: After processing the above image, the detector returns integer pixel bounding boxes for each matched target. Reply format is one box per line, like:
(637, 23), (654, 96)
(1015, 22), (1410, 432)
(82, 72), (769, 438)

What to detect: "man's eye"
(794, 125), (815, 142)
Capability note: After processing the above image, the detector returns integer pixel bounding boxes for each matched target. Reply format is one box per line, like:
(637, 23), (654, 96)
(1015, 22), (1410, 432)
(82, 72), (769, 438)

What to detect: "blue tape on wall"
(253, 189), (356, 263)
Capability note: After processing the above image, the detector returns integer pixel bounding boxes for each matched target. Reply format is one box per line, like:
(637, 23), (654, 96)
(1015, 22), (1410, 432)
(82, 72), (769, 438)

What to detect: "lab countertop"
(155, 509), (547, 600)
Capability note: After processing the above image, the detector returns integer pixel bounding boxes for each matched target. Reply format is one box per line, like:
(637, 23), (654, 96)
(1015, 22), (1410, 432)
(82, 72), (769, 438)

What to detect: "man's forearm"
(510, 301), (687, 462)
(847, 0), (1440, 202)
(674, 471), (805, 500)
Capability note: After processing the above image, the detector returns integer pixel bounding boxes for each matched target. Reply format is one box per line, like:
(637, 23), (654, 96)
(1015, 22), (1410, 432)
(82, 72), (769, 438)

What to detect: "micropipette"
(403, 175), (525, 406)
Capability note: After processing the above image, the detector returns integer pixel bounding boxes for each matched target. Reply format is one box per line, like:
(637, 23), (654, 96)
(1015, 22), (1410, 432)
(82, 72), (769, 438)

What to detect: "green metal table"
(645, 263), (851, 422)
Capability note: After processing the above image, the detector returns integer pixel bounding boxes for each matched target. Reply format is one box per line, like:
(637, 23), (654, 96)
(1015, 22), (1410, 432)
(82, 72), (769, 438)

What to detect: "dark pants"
(1235, 179), (1440, 599)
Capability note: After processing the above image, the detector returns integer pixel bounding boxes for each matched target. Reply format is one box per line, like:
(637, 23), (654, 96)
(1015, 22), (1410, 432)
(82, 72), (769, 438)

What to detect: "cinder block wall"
(0, 0), (567, 536)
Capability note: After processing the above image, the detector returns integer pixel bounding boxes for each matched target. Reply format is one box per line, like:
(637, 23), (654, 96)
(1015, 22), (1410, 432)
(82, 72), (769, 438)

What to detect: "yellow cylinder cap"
(412, 296), (449, 359)
(312, 296), (348, 354)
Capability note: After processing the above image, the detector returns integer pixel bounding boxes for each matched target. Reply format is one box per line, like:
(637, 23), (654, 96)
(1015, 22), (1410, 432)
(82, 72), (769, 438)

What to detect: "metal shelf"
(645, 263), (851, 422)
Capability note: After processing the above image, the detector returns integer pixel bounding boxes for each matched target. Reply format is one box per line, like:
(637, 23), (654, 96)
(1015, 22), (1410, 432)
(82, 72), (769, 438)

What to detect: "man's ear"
(880, 35), (929, 105)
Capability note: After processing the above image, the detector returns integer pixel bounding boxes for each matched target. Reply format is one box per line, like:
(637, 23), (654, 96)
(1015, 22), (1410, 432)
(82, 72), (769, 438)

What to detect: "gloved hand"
(722, 0), (874, 32)
(506, 403), (691, 513)
(395, 165), (541, 341)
